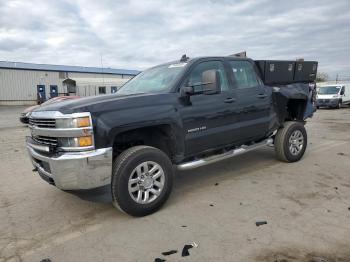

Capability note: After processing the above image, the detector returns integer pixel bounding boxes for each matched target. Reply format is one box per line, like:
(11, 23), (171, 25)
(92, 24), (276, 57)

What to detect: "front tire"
(336, 100), (342, 109)
(274, 121), (307, 162)
(111, 146), (173, 216)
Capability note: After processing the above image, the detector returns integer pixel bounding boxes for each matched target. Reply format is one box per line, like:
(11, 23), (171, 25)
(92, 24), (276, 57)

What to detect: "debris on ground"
(154, 258), (166, 262)
(181, 242), (198, 257)
(209, 204), (214, 207)
(192, 242), (198, 248)
(181, 225), (187, 228)
(311, 256), (330, 262)
(214, 183), (219, 186)
(256, 220), (268, 227)
(337, 152), (345, 156)
(40, 259), (52, 262)
(161, 250), (177, 256)
(334, 187), (338, 190)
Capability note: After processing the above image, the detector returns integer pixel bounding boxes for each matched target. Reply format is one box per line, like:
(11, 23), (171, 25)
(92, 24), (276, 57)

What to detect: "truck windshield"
(318, 86), (340, 94)
(118, 63), (186, 95)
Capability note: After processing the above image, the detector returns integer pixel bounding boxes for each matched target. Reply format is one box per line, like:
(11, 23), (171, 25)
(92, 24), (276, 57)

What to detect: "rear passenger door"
(227, 60), (272, 142)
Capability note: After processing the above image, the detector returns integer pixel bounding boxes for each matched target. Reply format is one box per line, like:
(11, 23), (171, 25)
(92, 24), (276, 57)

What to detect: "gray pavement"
(1, 106), (350, 262)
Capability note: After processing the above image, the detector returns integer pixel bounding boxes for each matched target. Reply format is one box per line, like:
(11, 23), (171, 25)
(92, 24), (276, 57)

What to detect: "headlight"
(56, 116), (91, 128)
(59, 135), (93, 148)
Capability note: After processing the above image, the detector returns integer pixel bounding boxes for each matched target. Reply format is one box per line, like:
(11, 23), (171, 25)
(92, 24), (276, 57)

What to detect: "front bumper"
(27, 143), (113, 190)
(316, 98), (339, 107)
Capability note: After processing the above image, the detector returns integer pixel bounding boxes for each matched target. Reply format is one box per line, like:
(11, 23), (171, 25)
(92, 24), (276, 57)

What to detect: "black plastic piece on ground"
(154, 258), (166, 262)
(182, 244), (193, 257)
(256, 221), (267, 226)
(161, 250), (177, 256)
(40, 259), (52, 262)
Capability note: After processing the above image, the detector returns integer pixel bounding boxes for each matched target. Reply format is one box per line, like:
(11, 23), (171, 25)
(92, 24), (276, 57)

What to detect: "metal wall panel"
(0, 69), (133, 104)
(0, 69), (62, 102)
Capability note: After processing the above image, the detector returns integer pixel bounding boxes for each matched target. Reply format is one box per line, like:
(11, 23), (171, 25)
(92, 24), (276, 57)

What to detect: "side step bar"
(177, 138), (274, 171)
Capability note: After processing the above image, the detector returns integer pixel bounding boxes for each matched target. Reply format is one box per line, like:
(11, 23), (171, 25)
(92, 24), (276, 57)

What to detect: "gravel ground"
(1, 105), (350, 262)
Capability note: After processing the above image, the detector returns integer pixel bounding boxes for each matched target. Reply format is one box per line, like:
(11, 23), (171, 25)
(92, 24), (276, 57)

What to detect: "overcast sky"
(0, 0), (349, 78)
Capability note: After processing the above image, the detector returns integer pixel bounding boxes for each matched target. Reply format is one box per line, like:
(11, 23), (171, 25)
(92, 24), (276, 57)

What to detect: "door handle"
(257, 94), (267, 99)
(224, 98), (236, 103)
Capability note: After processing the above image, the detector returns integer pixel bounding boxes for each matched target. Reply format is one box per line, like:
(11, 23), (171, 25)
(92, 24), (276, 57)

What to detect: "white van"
(316, 84), (350, 109)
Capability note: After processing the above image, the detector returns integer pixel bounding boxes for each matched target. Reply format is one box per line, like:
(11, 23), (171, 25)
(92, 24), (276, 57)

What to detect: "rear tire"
(111, 146), (173, 216)
(274, 121), (307, 162)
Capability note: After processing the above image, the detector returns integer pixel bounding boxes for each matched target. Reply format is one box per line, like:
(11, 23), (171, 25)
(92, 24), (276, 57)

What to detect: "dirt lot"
(1, 106), (350, 262)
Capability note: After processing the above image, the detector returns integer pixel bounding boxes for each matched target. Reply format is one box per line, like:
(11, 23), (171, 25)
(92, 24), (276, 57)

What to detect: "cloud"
(0, 0), (349, 78)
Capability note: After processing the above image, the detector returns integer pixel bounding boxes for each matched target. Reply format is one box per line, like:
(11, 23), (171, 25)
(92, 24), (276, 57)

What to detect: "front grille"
(29, 118), (56, 128)
(32, 135), (58, 147)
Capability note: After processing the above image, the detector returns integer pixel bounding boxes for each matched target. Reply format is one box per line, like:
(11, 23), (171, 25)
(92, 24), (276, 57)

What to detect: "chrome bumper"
(27, 144), (113, 190)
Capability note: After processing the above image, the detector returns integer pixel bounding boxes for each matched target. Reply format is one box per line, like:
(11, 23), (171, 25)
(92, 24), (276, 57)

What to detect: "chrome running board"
(177, 138), (274, 170)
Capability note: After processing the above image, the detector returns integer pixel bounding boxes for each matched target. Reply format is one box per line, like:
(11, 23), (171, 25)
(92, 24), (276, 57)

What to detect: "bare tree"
(316, 72), (329, 82)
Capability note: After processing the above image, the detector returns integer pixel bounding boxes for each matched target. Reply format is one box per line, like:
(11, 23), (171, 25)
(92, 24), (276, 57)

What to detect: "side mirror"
(180, 85), (195, 96)
(202, 69), (220, 95)
(340, 90), (345, 95)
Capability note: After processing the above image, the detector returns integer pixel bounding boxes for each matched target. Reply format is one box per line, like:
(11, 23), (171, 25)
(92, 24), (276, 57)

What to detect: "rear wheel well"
(286, 99), (307, 121)
(112, 125), (175, 161)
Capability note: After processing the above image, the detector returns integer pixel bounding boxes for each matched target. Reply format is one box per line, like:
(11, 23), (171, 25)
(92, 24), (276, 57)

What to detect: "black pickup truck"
(26, 55), (317, 216)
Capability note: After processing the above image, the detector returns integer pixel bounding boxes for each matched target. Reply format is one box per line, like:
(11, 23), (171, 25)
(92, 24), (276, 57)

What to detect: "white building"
(0, 61), (139, 105)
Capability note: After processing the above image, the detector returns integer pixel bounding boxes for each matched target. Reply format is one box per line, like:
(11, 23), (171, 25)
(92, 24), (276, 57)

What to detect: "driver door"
(178, 60), (240, 157)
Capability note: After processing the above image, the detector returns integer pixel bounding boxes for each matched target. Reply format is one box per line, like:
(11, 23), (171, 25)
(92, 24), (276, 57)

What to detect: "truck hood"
(33, 92), (175, 115)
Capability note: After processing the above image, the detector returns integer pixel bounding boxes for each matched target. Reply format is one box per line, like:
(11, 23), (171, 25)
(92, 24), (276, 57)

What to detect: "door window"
(37, 85), (46, 103)
(50, 85), (58, 97)
(186, 61), (229, 92)
(229, 61), (261, 89)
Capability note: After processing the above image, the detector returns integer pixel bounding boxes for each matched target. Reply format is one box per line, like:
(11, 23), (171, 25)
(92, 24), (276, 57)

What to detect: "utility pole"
(336, 74), (339, 84)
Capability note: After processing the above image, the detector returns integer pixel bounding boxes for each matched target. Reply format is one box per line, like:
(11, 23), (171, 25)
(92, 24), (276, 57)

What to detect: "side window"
(186, 61), (229, 92)
(98, 86), (106, 94)
(229, 61), (260, 89)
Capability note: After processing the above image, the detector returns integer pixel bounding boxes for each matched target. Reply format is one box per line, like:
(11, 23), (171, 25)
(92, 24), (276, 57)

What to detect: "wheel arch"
(111, 124), (180, 162)
(285, 98), (307, 121)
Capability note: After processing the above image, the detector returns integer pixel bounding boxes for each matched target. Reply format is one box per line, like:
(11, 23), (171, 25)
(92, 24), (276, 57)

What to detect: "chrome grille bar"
(32, 136), (58, 147)
(29, 118), (56, 128)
